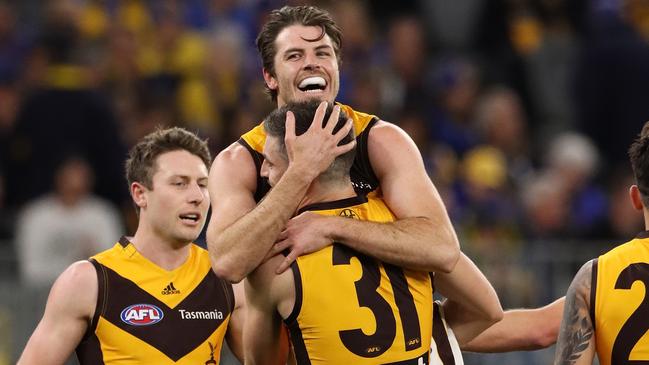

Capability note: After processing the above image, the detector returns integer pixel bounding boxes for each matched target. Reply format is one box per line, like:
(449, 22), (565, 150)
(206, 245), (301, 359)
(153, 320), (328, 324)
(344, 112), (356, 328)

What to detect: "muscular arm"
(463, 297), (564, 352)
(274, 122), (460, 273)
(435, 253), (503, 346)
(208, 104), (354, 282)
(243, 256), (291, 365)
(225, 282), (246, 362)
(554, 261), (596, 365)
(359, 122), (459, 272)
(207, 143), (313, 282)
(18, 261), (96, 365)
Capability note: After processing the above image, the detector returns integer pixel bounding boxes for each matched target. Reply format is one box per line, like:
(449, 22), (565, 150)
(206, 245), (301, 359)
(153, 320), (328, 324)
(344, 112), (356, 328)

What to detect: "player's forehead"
(274, 24), (334, 53)
(153, 150), (208, 179)
(263, 135), (283, 159)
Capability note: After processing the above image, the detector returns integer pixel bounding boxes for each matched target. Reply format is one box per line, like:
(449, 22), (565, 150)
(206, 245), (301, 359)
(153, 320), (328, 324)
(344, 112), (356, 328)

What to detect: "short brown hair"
(256, 5), (342, 102)
(125, 127), (211, 190)
(264, 100), (354, 183)
(629, 121), (649, 206)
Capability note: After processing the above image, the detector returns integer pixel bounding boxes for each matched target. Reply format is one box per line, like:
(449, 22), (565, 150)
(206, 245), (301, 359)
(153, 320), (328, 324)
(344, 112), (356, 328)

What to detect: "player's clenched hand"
(284, 101), (355, 182)
(271, 211), (333, 274)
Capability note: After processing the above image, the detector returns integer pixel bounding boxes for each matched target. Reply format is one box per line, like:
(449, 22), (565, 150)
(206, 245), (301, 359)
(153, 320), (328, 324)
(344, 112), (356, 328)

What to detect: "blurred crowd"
(1, 0), (649, 305)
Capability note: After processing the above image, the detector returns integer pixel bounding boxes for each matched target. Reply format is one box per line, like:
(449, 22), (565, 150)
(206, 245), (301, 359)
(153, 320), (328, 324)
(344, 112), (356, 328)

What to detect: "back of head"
(264, 100), (355, 183)
(125, 127), (210, 211)
(629, 122), (649, 206)
(256, 5), (342, 101)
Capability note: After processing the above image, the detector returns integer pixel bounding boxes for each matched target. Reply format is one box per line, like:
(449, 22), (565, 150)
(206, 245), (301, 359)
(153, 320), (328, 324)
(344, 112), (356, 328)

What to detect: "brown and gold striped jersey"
(285, 195), (438, 364)
(75, 237), (234, 364)
(592, 231), (649, 365)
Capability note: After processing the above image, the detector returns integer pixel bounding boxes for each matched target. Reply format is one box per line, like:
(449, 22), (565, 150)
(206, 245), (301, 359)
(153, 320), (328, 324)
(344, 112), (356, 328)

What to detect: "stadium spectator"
(15, 157), (121, 287)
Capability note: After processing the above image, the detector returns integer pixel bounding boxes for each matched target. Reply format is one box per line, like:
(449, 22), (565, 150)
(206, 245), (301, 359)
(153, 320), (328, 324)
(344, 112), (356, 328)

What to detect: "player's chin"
(294, 89), (331, 103)
(176, 227), (203, 243)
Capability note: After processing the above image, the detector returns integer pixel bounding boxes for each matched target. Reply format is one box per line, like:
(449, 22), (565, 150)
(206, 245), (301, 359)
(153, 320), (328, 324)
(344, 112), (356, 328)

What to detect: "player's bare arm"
(273, 121), (460, 274)
(225, 282), (246, 362)
(435, 253), (503, 346)
(208, 102), (354, 282)
(554, 261), (596, 365)
(243, 255), (292, 365)
(463, 297), (564, 352)
(18, 261), (97, 365)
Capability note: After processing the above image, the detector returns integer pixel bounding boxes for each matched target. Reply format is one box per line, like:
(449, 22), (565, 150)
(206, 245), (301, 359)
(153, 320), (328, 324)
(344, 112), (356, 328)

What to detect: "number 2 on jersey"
(612, 263), (649, 364)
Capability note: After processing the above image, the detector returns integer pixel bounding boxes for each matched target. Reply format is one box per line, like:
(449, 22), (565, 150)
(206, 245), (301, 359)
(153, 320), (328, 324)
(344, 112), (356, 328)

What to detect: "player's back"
(286, 196), (433, 364)
(593, 231), (649, 364)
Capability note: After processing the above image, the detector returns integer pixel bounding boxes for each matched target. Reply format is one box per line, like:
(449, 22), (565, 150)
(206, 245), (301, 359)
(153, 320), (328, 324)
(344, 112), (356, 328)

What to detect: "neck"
(297, 177), (356, 211)
(130, 222), (191, 271)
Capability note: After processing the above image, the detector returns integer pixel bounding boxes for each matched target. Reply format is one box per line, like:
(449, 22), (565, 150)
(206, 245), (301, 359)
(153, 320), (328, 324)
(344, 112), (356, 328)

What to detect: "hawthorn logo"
(205, 342), (217, 365)
(120, 304), (164, 326)
(339, 209), (358, 219)
(162, 282), (180, 295)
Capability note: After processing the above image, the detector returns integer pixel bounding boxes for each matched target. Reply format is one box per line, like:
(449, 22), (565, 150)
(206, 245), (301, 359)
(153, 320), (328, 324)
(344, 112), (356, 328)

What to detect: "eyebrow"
(170, 174), (208, 181)
(283, 44), (333, 55)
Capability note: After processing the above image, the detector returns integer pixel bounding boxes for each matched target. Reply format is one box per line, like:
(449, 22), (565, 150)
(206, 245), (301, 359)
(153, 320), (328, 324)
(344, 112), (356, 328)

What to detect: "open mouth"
(179, 213), (200, 223)
(297, 76), (327, 93)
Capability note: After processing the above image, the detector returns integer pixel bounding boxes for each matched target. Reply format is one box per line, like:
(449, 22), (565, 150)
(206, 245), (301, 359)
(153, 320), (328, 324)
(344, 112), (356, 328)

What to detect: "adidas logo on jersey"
(161, 282), (181, 295)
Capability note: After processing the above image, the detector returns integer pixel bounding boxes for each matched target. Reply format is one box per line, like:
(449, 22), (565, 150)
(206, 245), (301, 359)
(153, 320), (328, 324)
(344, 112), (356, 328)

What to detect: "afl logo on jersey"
(339, 209), (359, 219)
(120, 304), (164, 326)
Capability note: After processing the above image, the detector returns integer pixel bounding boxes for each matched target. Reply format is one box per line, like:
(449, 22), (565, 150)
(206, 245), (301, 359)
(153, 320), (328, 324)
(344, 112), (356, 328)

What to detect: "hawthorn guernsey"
(179, 309), (224, 320)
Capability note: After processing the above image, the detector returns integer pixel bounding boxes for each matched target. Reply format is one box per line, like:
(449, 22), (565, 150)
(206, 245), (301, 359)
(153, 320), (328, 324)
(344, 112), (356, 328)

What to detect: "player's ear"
(629, 185), (644, 211)
(131, 182), (148, 209)
(263, 68), (278, 91)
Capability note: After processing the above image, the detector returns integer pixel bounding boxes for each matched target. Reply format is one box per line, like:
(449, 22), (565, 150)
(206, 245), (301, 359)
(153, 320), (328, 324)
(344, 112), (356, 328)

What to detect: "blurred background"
(1, 0), (648, 363)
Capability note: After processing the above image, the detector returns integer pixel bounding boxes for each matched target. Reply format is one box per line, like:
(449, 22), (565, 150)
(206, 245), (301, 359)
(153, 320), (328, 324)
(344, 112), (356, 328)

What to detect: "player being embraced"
(19, 127), (245, 365)
(244, 100), (502, 365)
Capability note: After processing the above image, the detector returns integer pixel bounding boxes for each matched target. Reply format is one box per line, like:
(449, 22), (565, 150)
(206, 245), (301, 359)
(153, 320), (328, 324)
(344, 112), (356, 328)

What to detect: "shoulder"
(58, 261), (98, 291)
(213, 141), (256, 166)
(210, 142), (257, 188)
(570, 260), (595, 304)
(366, 121), (423, 172)
(368, 120), (415, 144)
(48, 260), (98, 318)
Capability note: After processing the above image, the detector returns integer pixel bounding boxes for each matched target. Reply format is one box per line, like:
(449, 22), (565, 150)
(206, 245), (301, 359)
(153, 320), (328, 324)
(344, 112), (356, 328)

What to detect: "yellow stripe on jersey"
(286, 196), (433, 364)
(92, 240), (213, 308)
(594, 233), (649, 365)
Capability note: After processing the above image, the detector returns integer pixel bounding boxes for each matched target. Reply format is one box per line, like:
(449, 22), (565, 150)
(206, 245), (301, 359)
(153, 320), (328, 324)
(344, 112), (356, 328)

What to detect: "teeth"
(180, 214), (199, 221)
(298, 76), (326, 88)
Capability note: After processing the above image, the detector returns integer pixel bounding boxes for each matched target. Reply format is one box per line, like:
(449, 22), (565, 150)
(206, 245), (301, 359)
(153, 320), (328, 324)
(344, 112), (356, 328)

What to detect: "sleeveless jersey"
(592, 231), (649, 364)
(76, 237), (234, 364)
(238, 103), (380, 201)
(285, 195), (436, 364)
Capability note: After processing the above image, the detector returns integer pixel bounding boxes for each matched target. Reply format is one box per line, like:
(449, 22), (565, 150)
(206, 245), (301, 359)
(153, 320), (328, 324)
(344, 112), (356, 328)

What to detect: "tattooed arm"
(554, 260), (596, 365)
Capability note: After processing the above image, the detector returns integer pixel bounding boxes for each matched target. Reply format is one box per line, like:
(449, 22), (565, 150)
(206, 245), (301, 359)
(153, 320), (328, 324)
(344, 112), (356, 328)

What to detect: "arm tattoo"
(555, 262), (594, 365)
